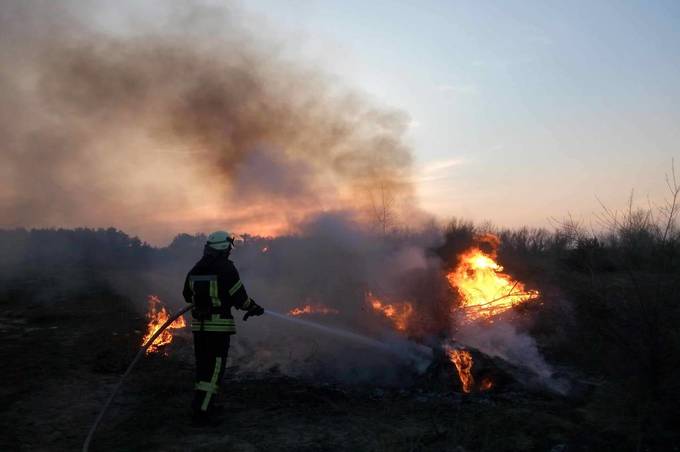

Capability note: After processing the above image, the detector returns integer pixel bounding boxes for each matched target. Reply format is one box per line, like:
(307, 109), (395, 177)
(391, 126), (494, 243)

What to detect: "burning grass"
(3, 217), (679, 450)
(365, 292), (414, 332)
(141, 295), (186, 355)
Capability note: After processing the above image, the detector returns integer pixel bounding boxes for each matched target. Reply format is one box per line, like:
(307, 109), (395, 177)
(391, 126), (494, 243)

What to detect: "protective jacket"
(182, 254), (255, 334)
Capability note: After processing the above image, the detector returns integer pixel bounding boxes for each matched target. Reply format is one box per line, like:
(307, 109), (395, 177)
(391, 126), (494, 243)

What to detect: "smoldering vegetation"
(0, 210), (558, 390)
(0, 192), (680, 450)
(0, 213), (446, 386)
(0, 0), (417, 242)
(2, 199), (679, 449)
(2, 1), (680, 450)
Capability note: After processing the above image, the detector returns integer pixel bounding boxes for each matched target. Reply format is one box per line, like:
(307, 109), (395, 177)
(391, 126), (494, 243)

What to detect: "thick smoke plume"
(0, 1), (415, 244)
(1, 1), (566, 390)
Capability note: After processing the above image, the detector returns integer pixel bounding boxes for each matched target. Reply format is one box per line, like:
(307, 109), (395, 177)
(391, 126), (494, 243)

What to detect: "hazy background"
(1, 0), (679, 244)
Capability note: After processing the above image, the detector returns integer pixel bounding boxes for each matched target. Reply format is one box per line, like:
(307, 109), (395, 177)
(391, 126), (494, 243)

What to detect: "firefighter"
(182, 230), (264, 423)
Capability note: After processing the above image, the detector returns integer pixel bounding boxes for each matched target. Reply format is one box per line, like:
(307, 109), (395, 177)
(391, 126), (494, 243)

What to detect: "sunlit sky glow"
(244, 0), (680, 229)
(12, 0), (679, 244)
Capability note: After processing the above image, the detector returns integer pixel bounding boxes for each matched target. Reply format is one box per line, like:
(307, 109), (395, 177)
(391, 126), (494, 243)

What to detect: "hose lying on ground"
(82, 304), (193, 452)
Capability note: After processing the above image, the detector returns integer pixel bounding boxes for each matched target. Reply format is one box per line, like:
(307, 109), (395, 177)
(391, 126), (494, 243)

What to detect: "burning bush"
(447, 235), (540, 322)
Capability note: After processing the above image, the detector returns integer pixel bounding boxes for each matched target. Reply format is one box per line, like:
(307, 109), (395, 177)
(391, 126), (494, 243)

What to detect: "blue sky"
(244, 0), (680, 228)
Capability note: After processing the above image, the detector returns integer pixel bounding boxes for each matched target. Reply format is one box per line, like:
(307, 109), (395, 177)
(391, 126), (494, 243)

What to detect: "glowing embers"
(447, 235), (539, 322)
(142, 295), (186, 355)
(479, 376), (494, 391)
(366, 291), (414, 332)
(288, 303), (339, 317)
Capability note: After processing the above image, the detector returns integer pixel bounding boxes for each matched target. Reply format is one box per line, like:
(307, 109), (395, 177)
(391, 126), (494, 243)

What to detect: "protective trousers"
(192, 331), (230, 415)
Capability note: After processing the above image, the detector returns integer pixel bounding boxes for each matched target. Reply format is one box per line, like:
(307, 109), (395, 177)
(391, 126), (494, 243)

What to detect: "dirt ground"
(1, 288), (584, 452)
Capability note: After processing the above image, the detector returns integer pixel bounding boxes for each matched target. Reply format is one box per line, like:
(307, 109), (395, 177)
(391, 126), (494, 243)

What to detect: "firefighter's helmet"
(206, 230), (234, 251)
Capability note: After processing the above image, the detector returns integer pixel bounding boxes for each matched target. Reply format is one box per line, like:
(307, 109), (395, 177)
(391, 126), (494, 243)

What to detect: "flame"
(479, 376), (494, 391)
(448, 348), (474, 393)
(366, 292), (413, 332)
(142, 295), (186, 355)
(446, 237), (539, 321)
(288, 304), (339, 316)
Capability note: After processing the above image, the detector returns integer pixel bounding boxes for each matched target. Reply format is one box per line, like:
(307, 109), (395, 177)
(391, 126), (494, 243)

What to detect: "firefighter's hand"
(243, 301), (264, 321)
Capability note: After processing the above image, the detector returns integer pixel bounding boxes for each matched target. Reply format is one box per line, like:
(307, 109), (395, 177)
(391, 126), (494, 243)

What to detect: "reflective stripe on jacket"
(182, 254), (254, 334)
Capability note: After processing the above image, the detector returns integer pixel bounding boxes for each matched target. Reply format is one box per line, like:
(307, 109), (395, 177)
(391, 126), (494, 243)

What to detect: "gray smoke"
(0, 1), (565, 389)
(0, 0), (416, 244)
(148, 212), (444, 385)
(0, 0), (437, 385)
(456, 319), (570, 394)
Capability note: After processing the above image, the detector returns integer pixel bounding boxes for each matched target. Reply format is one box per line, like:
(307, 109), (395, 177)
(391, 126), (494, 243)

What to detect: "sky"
(3, 0), (680, 244)
(244, 0), (680, 228)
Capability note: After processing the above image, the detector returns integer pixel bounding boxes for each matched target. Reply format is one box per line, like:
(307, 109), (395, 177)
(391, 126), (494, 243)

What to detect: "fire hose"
(83, 305), (431, 451)
(82, 304), (193, 452)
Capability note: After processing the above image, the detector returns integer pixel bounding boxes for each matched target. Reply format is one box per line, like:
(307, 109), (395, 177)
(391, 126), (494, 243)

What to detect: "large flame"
(448, 348), (474, 393)
(447, 238), (539, 322)
(142, 295), (186, 355)
(288, 304), (339, 317)
(366, 292), (413, 332)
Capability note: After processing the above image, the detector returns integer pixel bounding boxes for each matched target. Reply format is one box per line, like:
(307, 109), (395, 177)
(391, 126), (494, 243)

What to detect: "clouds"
(413, 158), (463, 184)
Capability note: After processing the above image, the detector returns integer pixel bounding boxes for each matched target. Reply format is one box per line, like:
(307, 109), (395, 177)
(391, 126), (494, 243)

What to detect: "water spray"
(265, 309), (433, 364)
(83, 306), (432, 451)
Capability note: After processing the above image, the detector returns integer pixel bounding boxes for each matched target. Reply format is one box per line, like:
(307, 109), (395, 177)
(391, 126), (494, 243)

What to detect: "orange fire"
(479, 376), (494, 391)
(448, 348), (474, 393)
(366, 292), (413, 332)
(447, 237), (539, 321)
(142, 295), (186, 355)
(288, 304), (339, 316)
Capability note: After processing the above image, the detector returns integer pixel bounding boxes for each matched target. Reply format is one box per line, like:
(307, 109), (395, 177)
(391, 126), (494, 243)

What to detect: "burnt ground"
(2, 286), (597, 452)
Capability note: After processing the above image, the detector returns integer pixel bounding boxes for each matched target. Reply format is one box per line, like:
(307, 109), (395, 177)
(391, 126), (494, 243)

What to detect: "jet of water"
(265, 310), (432, 368)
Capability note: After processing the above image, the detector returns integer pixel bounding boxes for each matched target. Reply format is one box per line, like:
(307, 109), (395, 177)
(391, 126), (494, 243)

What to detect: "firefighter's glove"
(243, 301), (264, 321)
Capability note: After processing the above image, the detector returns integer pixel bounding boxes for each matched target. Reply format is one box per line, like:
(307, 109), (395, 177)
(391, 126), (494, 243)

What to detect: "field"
(1, 221), (678, 451)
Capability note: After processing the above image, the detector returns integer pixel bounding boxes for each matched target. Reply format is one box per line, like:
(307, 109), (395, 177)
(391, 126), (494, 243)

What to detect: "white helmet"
(206, 230), (234, 251)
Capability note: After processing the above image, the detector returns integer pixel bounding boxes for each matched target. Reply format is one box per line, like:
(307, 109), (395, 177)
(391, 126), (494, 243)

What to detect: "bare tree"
(659, 159), (680, 243)
(369, 180), (397, 235)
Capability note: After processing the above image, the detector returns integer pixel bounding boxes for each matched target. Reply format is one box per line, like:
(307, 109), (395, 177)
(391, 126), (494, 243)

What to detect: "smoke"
(0, 0), (436, 384)
(1, 1), (567, 391)
(0, 0), (417, 244)
(188, 212), (443, 385)
(456, 320), (570, 394)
